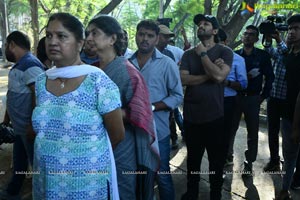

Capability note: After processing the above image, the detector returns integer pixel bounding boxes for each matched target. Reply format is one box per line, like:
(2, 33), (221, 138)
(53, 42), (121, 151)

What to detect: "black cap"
(193, 14), (219, 29)
(287, 14), (300, 25)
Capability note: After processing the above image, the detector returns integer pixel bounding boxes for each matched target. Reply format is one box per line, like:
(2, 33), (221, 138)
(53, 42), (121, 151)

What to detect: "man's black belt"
(239, 91), (259, 96)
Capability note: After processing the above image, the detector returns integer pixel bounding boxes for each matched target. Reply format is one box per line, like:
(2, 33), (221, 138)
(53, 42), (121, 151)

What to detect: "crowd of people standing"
(0, 10), (300, 200)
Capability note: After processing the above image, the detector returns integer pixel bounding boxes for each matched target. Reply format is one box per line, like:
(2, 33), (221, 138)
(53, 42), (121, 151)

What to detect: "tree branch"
(163, 0), (172, 13)
(98, 0), (123, 15)
(204, 0), (212, 15)
(172, 13), (190, 35)
(38, 0), (50, 13)
(217, 0), (229, 24)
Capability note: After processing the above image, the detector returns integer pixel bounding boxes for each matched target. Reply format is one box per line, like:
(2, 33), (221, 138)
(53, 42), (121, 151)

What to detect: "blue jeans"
(229, 95), (260, 163)
(7, 134), (34, 195)
(156, 135), (175, 200)
(281, 118), (300, 190)
(170, 108), (184, 142)
(174, 107), (184, 134)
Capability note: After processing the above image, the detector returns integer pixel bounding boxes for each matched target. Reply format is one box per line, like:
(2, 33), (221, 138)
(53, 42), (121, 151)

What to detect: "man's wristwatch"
(152, 105), (155, 111)
(200, 51), (207, 57)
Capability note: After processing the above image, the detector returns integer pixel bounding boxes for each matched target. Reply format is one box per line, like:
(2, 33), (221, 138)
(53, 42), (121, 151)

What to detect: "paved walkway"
(170, 122), (299, 200)
(0, 64), (300, 200)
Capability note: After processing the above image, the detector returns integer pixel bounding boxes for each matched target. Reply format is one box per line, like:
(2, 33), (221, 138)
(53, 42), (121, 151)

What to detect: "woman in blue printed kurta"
(31, 13), (125, 200)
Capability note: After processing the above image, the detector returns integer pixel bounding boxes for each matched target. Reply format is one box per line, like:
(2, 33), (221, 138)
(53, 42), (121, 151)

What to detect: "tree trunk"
(159, 0), (164, 18)
(29, 0), (39, 54)
(0, 0), (9, 61)
(216, 0), (230, 25)
(223, 12), (252, 48)
(204, 0), (212, 15)
(215, 0), (262, 48)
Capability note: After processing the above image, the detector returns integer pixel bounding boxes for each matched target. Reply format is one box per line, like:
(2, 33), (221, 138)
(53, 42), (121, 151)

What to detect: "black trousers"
(266, 97), (287, 162)
(169, 110), (177, 142)
(294, 148), (300, 179)
(184, 117), (225, 200)
(224, 96), (237, 161)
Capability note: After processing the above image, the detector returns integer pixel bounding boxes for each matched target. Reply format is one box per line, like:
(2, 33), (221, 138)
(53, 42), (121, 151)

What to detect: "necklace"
(57, 78), (67, 89)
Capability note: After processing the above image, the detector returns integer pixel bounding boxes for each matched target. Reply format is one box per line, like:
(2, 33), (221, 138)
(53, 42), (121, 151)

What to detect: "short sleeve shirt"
(7, 52), (44, 134)
(180, 44), (233, 123)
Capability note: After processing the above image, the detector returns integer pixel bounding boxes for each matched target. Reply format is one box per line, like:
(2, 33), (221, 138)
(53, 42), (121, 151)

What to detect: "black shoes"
(263, 160), (281, 172)
(181, 192), (198, 200)
(241, 161), (253, 177)
(291, 175), (300, 190)
(274, 190), (292, 200)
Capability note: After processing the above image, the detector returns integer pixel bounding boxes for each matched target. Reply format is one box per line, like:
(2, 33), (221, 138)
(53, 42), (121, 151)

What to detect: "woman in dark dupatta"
(86, 15), (160, 200)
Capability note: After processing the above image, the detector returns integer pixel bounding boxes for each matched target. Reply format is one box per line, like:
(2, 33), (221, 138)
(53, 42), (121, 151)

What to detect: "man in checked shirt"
(263, 30), (289, 172)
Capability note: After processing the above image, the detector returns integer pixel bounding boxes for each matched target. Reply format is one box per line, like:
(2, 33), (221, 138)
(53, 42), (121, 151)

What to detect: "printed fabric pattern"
(32, 72), (121, 200)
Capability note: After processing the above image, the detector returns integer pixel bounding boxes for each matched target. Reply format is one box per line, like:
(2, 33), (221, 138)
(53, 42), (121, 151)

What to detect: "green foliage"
(10, 0), (300, 50)
(37, 0), (110, 36)
(5, 0), (31, 33)
(143, 0), (160, 20)
(167, 0), (200, 27)
(8, 0), (29, 16)
(113, 1), (141, 49)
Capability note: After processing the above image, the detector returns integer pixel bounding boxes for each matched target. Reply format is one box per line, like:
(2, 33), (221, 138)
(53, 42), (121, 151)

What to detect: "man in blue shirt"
(0, 31), (44, 199)
(156, 24), (184, 150)
(218, 29), (248, 166)
(129, 20), (183, 200)
(234, 25), (274, 177)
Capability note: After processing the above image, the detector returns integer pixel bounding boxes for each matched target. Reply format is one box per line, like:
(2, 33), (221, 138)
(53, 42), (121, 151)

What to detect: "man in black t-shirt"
(179, 14), (233, 200)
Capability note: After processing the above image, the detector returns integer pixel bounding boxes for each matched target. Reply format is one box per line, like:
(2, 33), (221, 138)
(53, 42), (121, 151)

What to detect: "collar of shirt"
(130, 48), (165, 68)
(12, 52), (31, 69)
(238, 47), (259, 57)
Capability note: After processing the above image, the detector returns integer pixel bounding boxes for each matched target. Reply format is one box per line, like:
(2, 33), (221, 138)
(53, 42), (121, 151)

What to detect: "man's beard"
(5, 49), (15, 62)
(138, 43), (154, 54)
(197, 34), (211, 41)
(139, 48), (153, 54)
